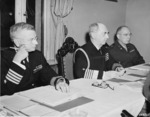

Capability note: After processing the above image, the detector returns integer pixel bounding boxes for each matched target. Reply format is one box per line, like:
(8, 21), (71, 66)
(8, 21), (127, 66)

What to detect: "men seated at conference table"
(0, 63), (150, 117)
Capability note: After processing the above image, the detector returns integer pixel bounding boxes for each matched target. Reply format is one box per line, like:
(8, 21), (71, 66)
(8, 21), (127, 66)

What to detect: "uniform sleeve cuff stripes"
(50, 76), (63, 86)
(84, 69), (99, 79)
(6, 69), (23, 84)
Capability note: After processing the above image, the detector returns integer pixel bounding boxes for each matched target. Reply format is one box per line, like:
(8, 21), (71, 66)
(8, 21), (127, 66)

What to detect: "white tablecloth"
(1, 63), (148, 117)
(62, 79), (145, 117)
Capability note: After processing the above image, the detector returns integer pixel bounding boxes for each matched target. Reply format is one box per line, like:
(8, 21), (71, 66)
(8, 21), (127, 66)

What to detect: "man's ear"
(116, 33), (120, 39)
(91, 33), (95, 39)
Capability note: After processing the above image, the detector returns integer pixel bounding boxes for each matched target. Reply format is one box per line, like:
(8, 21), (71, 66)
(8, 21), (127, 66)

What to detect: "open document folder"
(19, 86), (83, 107)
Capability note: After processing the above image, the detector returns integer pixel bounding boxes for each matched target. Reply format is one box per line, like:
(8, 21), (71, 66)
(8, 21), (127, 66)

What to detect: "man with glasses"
(1, 22), (69, 96)
(109, 26), (145, 68)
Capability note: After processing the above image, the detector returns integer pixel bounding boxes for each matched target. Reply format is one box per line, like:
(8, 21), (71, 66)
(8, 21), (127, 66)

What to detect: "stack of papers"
(20, 104), (58, 116)
(121, 74), (146, 82)
(19, 86), (82, 107)
(128, 73), (147, 78)
(0, 95), (36, 111)
(0, 86), (93, 116)
(130, 63), (150, 71)
(121, 82), (144, 92)
(108, 78), (131, 83)
(0, 94), (59, 116)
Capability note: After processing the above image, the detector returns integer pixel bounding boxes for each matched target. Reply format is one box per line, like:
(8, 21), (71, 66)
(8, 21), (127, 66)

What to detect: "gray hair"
(114, 25), (129, 42)
(10, 22), (35, 40)
(89, 23), (99, 37)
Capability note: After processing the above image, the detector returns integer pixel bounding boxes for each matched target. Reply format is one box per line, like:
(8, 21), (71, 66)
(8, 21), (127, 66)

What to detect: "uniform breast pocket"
(33, 64), (43, 73)
(129, 49), (137, 59)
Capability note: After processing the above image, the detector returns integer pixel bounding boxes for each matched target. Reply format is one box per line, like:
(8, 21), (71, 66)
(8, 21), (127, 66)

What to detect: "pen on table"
(107, 85), (114, 90)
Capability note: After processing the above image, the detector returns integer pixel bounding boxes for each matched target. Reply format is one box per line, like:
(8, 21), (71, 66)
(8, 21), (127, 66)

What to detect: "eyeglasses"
(92, 81), (114, 90)
(14, 36), (38, 43)
(30, 36), (38, 42)
(119, 33), (132, 37)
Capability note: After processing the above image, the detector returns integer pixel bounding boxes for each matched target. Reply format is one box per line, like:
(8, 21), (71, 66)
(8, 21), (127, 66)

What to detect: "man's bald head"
(89, 23), (107, 36)
(89, 22), (109, 49)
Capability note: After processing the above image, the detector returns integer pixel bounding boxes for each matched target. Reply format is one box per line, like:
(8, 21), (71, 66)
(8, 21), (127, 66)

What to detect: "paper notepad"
(20, 104), (58, 116)
(20, 96), (93, 116)
(19, 86), (81, 107)
(122, 82), (143, 92)
(0, 95), (36, 111)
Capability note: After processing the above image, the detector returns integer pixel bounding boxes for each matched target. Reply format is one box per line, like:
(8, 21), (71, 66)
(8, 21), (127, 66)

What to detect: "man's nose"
(33, 40), (38, 45)
(106, 34), (109, 39)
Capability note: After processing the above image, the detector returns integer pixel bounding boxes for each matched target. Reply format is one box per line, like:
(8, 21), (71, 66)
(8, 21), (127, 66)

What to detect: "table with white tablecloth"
(1, 63), (150, 117)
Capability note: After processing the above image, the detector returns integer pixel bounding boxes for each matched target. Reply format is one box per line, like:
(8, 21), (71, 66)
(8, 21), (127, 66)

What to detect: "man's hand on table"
(117, 67), (126, 77)
(103, 69), (126, 80)
(55, 78), (70, 93)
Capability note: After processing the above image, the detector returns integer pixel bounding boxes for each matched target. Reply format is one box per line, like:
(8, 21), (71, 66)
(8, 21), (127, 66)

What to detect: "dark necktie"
(22, 58), (29, 67)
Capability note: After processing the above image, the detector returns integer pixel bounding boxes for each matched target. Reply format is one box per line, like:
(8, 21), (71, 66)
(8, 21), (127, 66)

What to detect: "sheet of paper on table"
(0, 95), (36, 111)
(0, 94), (60, 116)
(20, 104), (59, 116)
(0, 85), (93, 116)
(108, 73), (145, 92)
(19, 86), (82, 107)
(120, 82), (144, 92)
(129, 63), (150, 71)
(121, 74), (146, 82)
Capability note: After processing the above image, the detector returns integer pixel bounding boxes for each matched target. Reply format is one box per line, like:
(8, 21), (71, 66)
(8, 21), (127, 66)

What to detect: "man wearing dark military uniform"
(74, 23), (125, 79)
(1, 22), (69, 96)
(109, 26), (145, 68)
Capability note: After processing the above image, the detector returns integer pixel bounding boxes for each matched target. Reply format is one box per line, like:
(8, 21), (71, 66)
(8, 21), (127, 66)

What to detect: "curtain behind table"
(43, 0), (74, 65)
